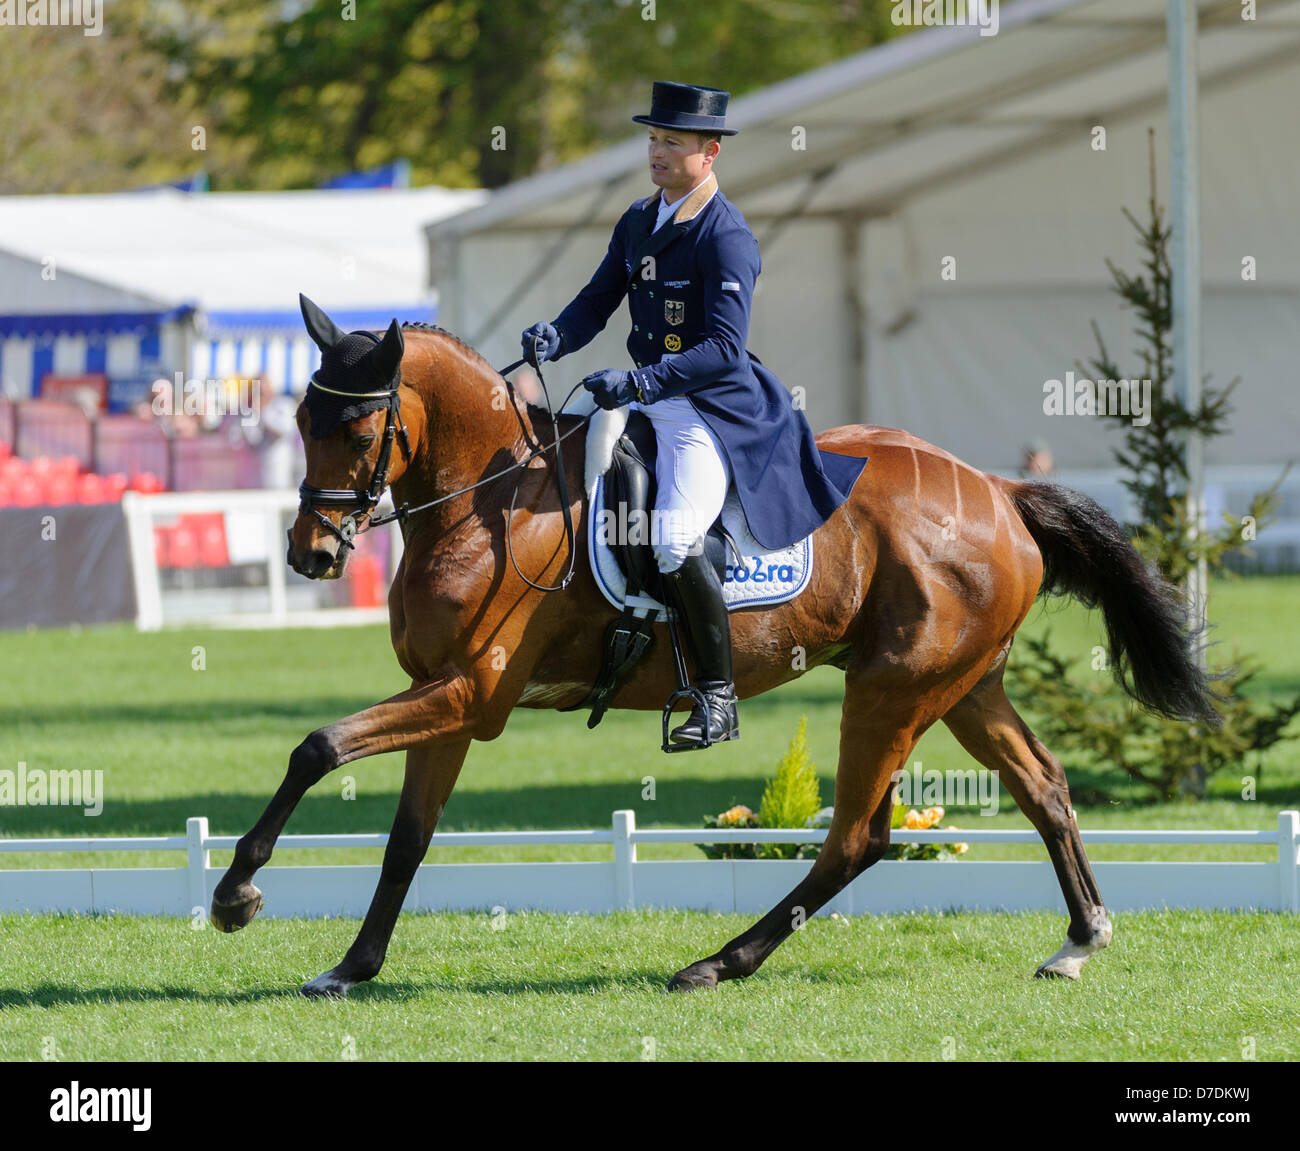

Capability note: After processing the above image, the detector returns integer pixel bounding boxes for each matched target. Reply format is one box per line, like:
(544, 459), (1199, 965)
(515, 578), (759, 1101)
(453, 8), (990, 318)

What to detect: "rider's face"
(648, 129), (717, 201)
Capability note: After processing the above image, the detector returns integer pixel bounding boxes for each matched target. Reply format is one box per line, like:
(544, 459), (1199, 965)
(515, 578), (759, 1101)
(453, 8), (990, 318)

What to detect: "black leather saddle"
(560, 411), (737, 730)
(600, 410), (736, 603)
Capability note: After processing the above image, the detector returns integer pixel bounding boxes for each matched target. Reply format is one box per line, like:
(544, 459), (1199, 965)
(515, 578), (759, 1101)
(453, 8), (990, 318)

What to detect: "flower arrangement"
(699, 804), (760, 859)
(889, 804), (969, 861)
(699, 719), (971, 862)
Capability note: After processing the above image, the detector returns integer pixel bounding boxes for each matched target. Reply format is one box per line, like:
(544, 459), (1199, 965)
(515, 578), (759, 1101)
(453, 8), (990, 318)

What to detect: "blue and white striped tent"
(0, 186), (485, 404)
(194, 306), (444, 397)
(0, 306), (191, 409)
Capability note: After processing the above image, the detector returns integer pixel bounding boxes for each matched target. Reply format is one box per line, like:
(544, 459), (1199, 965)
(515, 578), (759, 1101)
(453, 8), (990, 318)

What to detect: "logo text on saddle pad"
(725, 558), (797, 585)
(588, 476), (813, 614)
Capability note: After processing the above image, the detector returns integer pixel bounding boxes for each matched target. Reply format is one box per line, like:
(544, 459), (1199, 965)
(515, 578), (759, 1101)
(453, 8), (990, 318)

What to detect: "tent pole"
(838, 214), (868, 427)
(1168, 0), (1206, 653)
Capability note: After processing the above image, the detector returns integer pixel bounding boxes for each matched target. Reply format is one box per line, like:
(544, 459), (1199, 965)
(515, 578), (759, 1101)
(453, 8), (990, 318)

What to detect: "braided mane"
(399, 321), (495, 372)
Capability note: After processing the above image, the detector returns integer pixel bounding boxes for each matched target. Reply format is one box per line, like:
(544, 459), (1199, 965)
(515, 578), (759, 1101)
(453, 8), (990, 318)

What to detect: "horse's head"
(288, 294), (413, 580)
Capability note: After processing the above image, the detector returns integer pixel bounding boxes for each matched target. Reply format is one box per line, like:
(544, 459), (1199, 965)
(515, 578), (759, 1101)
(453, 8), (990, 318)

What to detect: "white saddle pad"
(587, 473), (813, 615)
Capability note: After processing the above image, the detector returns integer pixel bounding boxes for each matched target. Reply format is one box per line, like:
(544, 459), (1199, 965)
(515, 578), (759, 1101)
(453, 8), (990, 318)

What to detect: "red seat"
(13, 475), (43, 507)
(44, 474), (77, 506)
(153, 526), (170, 567)
(55, 456), (80, 477)
(167, 524), (199, 569)
(2, 457), (28, 481)
(130, 473), (165, 494)
(191, 513), (229, 567)
(103, 473), (129, 501)
(76, 473), (108, 504)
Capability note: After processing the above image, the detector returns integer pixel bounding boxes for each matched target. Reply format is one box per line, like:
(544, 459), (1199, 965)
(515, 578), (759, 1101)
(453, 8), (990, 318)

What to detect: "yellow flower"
(904, 809), (926, 829)
(923, 806), (945, 827)
(719, 804), (756, 827)
(954, 843), (969, 855)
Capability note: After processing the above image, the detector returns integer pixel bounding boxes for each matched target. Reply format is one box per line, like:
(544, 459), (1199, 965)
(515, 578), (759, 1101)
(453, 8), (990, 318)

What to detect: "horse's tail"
(1007, 480), (1220, 725)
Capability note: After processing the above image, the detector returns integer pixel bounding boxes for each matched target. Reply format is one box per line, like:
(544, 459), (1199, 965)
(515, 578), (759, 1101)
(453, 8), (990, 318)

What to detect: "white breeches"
(630, 396), (732, 573)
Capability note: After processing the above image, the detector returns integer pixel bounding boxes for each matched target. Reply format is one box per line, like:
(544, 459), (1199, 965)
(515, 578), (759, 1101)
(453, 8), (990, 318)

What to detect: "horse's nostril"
(306, 549), (336, 578)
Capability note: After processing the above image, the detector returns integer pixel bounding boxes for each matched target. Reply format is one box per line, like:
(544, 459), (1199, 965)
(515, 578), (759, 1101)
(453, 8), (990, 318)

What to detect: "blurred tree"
(3, 0), (901, 193)
(0, 0), (207, 193)
(212, 0), (897, 189)
(562, 0), (895, 153)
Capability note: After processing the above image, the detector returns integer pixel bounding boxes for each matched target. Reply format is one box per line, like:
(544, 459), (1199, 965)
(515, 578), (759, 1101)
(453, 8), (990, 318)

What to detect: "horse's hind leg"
(302, 738), (470, 998)
(942, 670), (1111, 979)
(668, 672), (924, 991)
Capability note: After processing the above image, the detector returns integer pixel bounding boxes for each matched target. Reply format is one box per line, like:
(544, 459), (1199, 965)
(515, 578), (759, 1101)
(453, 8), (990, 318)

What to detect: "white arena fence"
(1, 811), (1297, 920)
(121, 488), (404, 630)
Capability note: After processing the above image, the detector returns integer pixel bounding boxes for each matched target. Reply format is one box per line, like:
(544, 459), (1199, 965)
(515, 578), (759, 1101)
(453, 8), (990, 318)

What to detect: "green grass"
(0, 909), (1295, 1061)
(1, 576), (1297, 1061)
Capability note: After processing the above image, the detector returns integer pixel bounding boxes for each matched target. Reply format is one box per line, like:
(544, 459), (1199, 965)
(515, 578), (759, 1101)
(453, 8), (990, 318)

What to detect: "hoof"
(1034, 961), (1081, 981)
(667, 963), (719, 993)
(209, 884), (263, 933)
(301, 969), (354, 1000)
(1035, 919), (1111, 981)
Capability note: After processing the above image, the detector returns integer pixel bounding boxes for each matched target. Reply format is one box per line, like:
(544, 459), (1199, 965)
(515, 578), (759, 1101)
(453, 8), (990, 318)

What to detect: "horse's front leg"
(210, 668), (475, 932)
(301, 736), (470, 998)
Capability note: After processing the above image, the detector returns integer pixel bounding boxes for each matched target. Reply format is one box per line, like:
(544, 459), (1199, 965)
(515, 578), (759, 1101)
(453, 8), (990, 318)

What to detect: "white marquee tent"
(425, 0), (1300, 475)
(0, 185), (484, 403)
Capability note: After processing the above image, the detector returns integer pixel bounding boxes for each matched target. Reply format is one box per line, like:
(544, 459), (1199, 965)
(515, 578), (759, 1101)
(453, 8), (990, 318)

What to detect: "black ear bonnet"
(298, 294), (404, 439)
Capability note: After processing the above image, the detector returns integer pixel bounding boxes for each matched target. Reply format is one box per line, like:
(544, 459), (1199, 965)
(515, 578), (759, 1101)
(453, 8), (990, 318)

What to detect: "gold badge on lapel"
(664, 299), (685, 326)
(664, 334), (682, 352)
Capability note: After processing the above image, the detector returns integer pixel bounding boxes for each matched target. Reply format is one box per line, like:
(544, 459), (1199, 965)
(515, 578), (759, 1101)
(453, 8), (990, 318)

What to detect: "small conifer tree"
(1008, 131), (1300, 800)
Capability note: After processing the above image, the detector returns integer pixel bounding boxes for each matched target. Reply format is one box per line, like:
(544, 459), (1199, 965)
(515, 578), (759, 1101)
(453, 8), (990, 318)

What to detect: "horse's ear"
(374, 318), (404, 379)
(299, 293), (346, 352)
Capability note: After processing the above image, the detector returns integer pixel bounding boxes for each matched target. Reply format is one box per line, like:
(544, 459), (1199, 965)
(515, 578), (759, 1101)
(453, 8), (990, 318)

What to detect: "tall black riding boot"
(661, 545), (739, 745)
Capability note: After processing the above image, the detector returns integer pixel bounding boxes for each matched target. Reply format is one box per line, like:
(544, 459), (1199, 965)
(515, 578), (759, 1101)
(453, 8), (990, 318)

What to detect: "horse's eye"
(352, 434), (375, 452)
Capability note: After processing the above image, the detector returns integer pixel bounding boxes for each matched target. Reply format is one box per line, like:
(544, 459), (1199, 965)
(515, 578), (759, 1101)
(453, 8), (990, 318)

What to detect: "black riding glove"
(521, 321), (564, 364)
(581, 369), (638, 410)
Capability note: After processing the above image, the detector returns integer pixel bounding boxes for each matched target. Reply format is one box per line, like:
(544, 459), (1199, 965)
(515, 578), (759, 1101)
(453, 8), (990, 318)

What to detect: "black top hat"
(632, 81), (738, 136)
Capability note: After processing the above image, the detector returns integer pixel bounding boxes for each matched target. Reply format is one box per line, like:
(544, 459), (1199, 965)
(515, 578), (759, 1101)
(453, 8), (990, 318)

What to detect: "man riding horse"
(218, 95), (1215, 988)
(523, 81), (859, 747)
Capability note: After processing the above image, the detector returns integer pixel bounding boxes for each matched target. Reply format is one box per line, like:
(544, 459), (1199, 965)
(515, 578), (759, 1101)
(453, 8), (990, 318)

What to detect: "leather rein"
(297, 338), (589, 593)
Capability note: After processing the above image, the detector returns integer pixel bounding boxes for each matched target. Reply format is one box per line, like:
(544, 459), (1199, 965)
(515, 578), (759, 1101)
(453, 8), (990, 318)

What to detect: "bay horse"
(210, 304), (1217, 998)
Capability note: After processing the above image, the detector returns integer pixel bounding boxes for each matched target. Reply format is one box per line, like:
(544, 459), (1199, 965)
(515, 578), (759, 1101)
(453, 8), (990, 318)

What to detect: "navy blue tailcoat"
(551, 172), (866, 551)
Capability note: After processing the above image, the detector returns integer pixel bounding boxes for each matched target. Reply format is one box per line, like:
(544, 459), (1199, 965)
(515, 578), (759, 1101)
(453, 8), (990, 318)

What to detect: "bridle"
(296, 352), (411, 550)
(295, 335), (588, 592)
